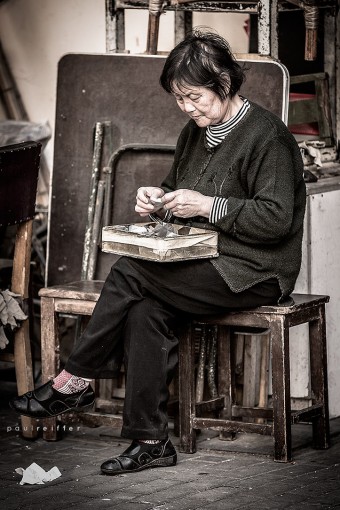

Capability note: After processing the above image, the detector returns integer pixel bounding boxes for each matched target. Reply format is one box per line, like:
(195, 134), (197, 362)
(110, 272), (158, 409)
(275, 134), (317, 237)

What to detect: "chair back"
(0, 141), (41, 228)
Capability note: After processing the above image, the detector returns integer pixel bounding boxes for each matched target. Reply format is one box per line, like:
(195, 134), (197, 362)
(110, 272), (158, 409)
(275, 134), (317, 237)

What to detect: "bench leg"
(179, 323), (196, 453)
(309, 304), (330, 449)
(40, 296), (60, 440)
(271, 316), (292, 462)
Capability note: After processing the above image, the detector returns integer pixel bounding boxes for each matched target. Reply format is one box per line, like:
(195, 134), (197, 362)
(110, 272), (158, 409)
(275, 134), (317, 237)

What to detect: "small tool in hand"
(148, 196), (164, 211)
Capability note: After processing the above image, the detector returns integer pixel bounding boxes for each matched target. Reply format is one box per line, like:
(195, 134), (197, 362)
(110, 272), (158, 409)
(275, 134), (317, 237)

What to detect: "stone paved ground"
(1, 388), (340, 510)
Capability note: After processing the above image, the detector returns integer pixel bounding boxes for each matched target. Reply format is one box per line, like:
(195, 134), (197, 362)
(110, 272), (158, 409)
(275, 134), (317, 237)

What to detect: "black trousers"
(65, 257), (281, 440)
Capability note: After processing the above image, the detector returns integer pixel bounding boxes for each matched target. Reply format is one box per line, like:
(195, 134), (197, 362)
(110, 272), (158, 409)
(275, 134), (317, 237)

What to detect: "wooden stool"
(39, 280), (123, 440)
(178, 294), (330, 462)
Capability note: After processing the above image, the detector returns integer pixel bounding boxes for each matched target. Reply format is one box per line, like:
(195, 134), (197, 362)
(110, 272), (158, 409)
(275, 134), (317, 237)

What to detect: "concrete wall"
(0, 0), (248, 172)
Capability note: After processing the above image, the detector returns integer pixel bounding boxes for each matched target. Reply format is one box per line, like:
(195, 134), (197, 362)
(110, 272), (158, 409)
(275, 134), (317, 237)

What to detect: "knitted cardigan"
(161, 100), (306, 300)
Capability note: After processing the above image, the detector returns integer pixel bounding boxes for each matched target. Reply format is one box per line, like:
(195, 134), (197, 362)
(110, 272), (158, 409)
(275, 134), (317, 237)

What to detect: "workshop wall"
(0, 0), (248, 173)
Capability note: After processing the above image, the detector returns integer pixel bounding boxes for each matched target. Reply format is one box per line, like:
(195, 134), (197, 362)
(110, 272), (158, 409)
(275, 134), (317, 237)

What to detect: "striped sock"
(52, 369), (91, 394)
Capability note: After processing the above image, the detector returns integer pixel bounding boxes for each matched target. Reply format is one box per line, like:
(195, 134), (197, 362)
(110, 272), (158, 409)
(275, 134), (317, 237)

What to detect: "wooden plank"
(12, 220), (38, 439)
(62, 411), (123, 428)
(271, 316), (292, 462)
(291, 403), (324, 424)
(242, 335), (261, 415)
(179, 323), (197, 453)
(309, 305), (330, 448)
(39, 280), (103, 300)
(234, 334), (245, 404)
(232, 405), (273, 420)
(306, 176), (340, 195)
(192, 417), (272, 436)
(41, 296), (60, 441)
(256, 333), (270, 424)
(54, 299), (97, 315)
(217, 326), (235, 440)
(195, 397), (225, 416)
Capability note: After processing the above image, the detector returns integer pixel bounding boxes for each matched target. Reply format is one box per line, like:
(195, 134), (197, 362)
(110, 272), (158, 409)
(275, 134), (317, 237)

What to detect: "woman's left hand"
(162, 189), (214, 219)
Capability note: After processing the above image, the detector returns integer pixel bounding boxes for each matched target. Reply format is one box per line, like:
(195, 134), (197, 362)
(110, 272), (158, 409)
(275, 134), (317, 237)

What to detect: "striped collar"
(206, 97), (250, 148)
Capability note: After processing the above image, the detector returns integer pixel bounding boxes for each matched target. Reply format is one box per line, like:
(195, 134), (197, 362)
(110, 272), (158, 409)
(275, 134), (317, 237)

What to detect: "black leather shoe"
(100, 438), (177, 475)
(9, 381), (95, 418)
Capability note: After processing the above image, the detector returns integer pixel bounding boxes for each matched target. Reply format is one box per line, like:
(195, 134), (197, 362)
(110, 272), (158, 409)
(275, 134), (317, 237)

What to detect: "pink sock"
(139, 439), (162, 444)
(52, 369), (90, 394)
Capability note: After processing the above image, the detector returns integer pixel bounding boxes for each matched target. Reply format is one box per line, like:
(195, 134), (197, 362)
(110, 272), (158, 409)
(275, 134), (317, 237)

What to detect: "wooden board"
(48, 54), (288, 285)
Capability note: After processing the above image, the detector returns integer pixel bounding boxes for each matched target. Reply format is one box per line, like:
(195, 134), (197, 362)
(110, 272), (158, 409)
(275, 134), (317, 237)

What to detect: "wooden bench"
(38, 280), (123, 440)
(40, 283), (330, 462)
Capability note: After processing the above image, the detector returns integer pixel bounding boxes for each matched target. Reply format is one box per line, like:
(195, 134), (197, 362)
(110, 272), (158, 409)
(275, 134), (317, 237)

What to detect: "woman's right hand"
(135, 187), (165, 217)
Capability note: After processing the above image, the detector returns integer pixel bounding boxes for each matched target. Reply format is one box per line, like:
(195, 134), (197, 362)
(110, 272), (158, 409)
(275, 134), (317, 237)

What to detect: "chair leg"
(12, 220), (38, 439)
(309, 304), (330, 449)
(40, 296), (60, 440)
(179, 322), (196, 453)
(271, 316), (292, 462)
(13, 320), (38, 439)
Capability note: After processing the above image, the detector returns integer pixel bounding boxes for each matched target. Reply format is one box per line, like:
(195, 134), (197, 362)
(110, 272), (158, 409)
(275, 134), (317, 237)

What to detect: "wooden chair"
(288, 72), (334, 145)
(0, 141), (41, 439)
(39, 280), (113, 439)
(178, 294), (330, 462)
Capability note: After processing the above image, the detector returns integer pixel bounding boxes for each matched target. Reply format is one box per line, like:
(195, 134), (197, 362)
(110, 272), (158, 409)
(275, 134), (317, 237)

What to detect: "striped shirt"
(208, 98), (250, 224)
(206, 97), (250, 148)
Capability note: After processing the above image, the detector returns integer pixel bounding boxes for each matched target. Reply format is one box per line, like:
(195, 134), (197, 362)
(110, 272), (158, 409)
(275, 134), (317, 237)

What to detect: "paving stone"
(1, 400), (340, 510)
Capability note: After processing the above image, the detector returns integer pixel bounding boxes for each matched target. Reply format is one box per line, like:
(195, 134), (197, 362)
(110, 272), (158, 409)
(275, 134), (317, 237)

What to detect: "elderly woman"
(10, 30), (306, 475)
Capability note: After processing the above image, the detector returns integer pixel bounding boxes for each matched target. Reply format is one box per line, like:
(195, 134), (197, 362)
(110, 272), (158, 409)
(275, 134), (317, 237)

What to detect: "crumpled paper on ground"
(0, 289), (28, 348)
(15, 462), (61, 485)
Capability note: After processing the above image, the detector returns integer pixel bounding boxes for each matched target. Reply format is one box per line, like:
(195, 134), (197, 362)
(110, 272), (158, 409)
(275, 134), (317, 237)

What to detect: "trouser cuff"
(121, 426), (168, 441)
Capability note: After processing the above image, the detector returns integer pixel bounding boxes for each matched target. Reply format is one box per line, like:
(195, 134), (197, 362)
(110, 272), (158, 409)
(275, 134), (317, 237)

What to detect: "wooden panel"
(48, 54), (288, 285)
(39, 280), (103, 300)
(54, 299), (97, 315)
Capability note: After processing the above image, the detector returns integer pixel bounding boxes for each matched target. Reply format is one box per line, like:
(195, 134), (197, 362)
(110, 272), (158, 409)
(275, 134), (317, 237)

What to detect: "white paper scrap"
(15, 462), (62, 485)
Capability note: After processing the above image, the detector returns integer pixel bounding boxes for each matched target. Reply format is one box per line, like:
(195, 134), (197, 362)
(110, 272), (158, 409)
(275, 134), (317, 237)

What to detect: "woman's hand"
(162, 189), (214, 219)
(135, 187), (165, 217)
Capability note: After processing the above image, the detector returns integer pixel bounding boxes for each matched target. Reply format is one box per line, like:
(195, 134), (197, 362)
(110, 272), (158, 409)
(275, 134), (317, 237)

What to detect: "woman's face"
(172, 82), (230, 127)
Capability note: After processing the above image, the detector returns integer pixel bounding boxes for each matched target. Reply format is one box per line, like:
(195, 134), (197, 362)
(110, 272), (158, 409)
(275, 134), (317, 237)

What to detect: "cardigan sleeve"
(214, 138), (303, 245)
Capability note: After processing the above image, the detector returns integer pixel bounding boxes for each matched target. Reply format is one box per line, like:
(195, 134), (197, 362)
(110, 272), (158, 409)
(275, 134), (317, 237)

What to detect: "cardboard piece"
(102, 223), (218, 262)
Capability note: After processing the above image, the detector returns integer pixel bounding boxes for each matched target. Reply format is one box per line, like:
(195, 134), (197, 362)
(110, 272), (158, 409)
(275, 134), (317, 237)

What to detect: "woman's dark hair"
(160, 28), (245, 99)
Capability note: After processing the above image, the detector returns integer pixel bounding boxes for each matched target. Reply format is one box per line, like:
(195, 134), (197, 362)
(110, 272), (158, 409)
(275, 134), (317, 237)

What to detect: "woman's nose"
(182, 100), (196, 113)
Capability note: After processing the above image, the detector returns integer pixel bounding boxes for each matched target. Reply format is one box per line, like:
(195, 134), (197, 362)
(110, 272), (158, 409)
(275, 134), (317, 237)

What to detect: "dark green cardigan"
(161, 100), (306, 300)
